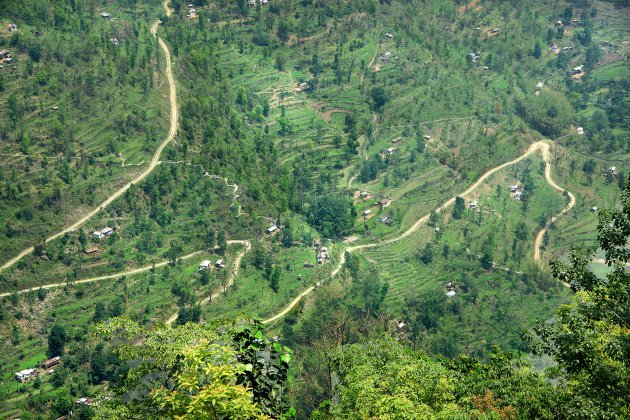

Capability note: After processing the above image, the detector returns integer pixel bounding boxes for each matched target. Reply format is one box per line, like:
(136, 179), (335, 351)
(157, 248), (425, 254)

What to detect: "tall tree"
(47, 325), (67, 358)
(529, 176), (630, 418)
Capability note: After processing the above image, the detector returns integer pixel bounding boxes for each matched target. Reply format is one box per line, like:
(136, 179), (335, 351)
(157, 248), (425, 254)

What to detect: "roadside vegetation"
(0, 0), (627, 418)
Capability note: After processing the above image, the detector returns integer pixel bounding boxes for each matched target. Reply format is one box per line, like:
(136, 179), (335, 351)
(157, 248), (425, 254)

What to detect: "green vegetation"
(0, 0), (628, 418)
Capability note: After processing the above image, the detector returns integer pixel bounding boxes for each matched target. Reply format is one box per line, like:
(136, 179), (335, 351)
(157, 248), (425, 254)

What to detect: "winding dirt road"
(263, 141), (575, 324)
(0, 1), (177, 272)
(165, 240), (251, 325)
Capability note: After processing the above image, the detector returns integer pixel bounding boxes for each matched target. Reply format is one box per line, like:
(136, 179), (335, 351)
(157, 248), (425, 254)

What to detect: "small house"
(198, 260), (211, 271)
(577, 126), (584, 135)
(92, 230), (104, 239)
(469, 200), (479, 209)
(468, 52), (481, 63)
(397, 321), (405, 328)
(379, 198), (392, 209)
(591, 206), (598, 212)
(248, 0), (256, 6)
(362, 209), (372, 216)
(536, 81), (544, 89)
(514, 191), (522, 200)
(215, 259), (226, 268)
(446, 290), (456, 298)
(385, 33), (394, 39)
(42, 357), (62, 370)
(572, 65), (584, 75)
(75, 398), (94, 406)
(303, 263), (314, 268)
(555, 20), (563, 27)
(15, 369), (37, 382)
(266, 225), (279, 234)
(8, 23), (18, 32)
(261, 0), (269, 5)
(423, 135), (432, 140)
(490, 28), (500, 34)
(111, 38), (119, 46)
(385, 147), (394, 156)
(608, 166), (617, 176)
(297, 81), (308, 90)
(317, 246), (328, 264)
(100, 12), (111, 19)
(84, 247), (98, 255)
(101, 227), (114, 236)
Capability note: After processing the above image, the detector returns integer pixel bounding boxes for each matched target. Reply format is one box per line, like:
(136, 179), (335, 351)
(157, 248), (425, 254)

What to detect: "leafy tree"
(585, 43), (602, 70)
(217, 230), (228, 254)
(370, 87), (389, 111)
(313, 336), (462, 418)
(533, 41), (542, 59)
(452, 196), (466, 220)
(270, 266), (281, 293)
(93, 302), (108, 323)
(529, 177), (630, 418)
(47, 325), (68, 358)
(307, 195), (357, 238)
(93, 317), (293, 419)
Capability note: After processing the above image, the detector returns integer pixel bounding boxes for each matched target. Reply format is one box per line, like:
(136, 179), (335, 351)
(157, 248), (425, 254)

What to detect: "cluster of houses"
(383, 146), (395, 156)
(248, 0), (270, 6)
(198, 258), (226, 271)
(186, 4), (197, 18)
(380, 51), (398, 63)
(445, 282), (457, 298)
(510, 183), (524, 200)
(468, 52), (481, 63)
(0, 49), (13, 64)
(315, 243), (328, 264)
(571, 65), (585, 79)
(377, 215), (391, 224)
(92, 227), (114, 239)
(15, 357), (62, 382)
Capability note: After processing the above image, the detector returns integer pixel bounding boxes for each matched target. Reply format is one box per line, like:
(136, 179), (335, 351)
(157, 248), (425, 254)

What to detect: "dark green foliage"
(515, 91), (573, 138)
(529, 177), (630, 418)
(231, 319), (294, 418)
(370, 86), (389, 111)
(47, 325), (67, 358)
(452, 196), (466, 220)
(307, 195), (356, 238)
(175, 304), (202, 325)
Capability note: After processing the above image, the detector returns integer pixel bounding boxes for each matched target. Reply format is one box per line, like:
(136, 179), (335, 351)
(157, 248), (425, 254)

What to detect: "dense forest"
(0, 0), (628, 418)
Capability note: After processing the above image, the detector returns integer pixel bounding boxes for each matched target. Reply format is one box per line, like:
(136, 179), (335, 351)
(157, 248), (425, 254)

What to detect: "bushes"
(515, 91), (573, 138)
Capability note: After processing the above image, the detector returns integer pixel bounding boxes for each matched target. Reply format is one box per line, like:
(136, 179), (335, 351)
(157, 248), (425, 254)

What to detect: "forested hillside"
(0, 0), (628, 418)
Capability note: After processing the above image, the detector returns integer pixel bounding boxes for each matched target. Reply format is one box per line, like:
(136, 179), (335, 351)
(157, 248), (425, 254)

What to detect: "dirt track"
(165, 240), (251, 325)
(263, 141), (575, 324)
(0, 1), (178, 272)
